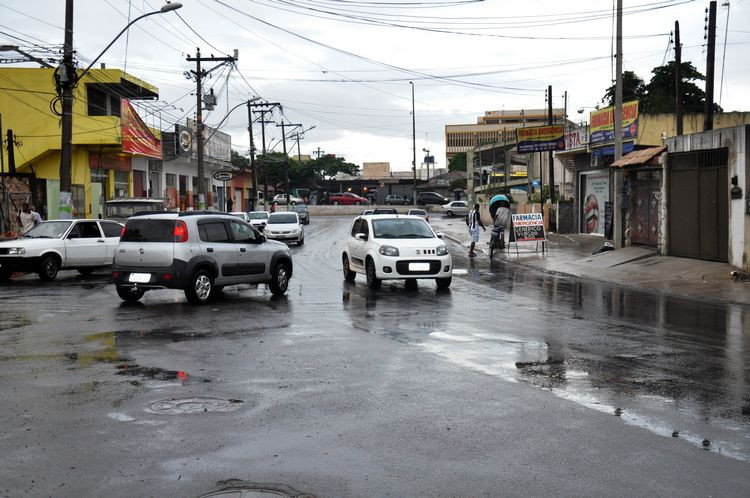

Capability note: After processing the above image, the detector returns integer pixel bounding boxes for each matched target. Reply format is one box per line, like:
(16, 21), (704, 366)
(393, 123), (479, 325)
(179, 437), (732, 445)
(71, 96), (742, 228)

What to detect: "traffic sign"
(213, 171), (235, 181)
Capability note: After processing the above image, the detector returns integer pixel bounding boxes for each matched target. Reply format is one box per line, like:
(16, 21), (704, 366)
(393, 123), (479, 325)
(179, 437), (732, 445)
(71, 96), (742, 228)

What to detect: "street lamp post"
(56, 1), (182, 218)
(410, 82), (416, 205)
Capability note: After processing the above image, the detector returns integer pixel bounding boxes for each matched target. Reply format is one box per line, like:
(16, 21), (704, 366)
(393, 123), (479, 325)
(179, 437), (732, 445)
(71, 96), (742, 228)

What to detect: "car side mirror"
(259, 234), (266, 243)
(436, 232), (444, 239)
(356, 233), (368, 241)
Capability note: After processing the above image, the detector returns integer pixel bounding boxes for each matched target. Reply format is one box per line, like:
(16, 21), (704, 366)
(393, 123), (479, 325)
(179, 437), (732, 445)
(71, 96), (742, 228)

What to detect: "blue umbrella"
(489, 194), (510, 218)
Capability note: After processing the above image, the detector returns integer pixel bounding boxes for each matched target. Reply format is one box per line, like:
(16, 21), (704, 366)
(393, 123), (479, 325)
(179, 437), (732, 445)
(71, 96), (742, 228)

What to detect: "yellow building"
(0, 67), (159, 219)
(445, 108), (565, 159)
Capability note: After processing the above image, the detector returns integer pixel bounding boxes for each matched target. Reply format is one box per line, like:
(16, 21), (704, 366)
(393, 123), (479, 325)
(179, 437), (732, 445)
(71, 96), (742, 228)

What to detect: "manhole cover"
(148, 397), (243, 415)
(200, 480), (314, 498)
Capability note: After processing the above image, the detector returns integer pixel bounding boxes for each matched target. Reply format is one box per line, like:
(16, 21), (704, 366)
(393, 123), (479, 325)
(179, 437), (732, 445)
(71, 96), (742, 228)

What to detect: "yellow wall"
(637, 112), (750, 146)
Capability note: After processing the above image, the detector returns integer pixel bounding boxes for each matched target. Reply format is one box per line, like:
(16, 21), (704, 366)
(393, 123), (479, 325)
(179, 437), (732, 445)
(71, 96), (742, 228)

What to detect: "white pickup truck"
(0, 219), (123, 282)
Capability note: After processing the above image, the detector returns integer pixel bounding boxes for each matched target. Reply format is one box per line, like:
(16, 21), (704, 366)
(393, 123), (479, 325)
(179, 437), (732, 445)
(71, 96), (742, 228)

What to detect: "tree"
(309, 155), (359, 180)
(641, 61), (721, 114)
(255, 152), (289, 191)
(601, 71), (646, 106)
(230, 149), (249, 169)
(448, 152), (466, 172)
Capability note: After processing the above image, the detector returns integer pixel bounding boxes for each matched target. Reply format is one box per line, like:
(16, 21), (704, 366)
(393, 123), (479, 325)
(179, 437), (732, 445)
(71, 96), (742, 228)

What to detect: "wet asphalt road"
(1, 215), (749, 497)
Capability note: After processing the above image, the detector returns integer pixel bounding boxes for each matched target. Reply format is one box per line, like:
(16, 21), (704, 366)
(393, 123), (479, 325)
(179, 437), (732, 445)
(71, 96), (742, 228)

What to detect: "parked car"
(373, 208), (398, 215)
(111, 212), (293, 304)
(407, 208), (429, 223)
(0, 219), (124, 282)
(342, 214), (452, 289)
(264, 212), (305, 246)
(441, 201), (469, 217)
(384, 194), (409, 205)
(290, 204), (310, 224)
(272, 193), (304, 205)
(229, 211), (251, 222)
(328, 192), (368, 205)
(104, 198), (166, 222)
(417, 191), (449, 206)
(247, 211), (270, 230)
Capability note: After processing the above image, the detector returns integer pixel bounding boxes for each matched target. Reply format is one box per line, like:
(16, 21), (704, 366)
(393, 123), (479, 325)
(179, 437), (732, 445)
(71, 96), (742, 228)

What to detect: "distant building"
(362, 162), (391, 179)
(446, 108), (565, 160)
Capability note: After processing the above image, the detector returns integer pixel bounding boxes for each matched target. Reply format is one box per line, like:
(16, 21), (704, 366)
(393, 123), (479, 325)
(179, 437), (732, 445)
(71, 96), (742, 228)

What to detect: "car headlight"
(8, 247), (25, 255)
(378, 245), (399, 257)
(436, 245), (448, 256)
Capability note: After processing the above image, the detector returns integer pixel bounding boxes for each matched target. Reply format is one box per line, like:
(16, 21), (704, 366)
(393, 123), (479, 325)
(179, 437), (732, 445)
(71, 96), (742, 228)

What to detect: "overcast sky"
(2, 0), (748, 170)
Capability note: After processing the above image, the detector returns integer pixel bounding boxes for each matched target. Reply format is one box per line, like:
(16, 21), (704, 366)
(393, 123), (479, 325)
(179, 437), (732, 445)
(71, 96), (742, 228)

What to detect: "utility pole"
(410, 82), (416, 205)
(58, 0), (74, 218)
(247, 101), (257, 211)
(250, 102), (281, 209)
(186, 48), (237, 209)
(314, 147), (324, 159)
(704, 1), (717, 131)
(276, 122), (302, 209)
(614, 0), (624, 161)
(675, 21), (683, 136)
(547, 84), (554, 205)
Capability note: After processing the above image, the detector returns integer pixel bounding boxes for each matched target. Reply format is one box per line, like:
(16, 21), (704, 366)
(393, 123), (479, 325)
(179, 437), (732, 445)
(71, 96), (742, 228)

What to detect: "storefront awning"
(611, 146), (665, 168)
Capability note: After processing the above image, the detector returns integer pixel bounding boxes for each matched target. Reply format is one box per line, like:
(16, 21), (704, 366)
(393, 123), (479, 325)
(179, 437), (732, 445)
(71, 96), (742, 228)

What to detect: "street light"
(78, 3), (183, 82)
(56, 1), (183, 218)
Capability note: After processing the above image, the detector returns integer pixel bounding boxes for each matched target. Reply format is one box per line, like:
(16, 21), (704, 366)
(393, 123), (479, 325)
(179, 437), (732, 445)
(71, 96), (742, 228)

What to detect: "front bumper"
(374, 255), (452, 279)
(265, 232), (302, 242)
(0, 256), (41, 273)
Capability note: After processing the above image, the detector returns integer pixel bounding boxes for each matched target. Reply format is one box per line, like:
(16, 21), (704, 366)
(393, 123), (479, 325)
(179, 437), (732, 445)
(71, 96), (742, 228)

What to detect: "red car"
(327, 192), (368, 205)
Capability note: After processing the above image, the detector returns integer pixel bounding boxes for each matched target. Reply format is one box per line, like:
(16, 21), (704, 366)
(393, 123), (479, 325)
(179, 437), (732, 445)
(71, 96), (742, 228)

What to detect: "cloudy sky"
(2, 0), (748, 170)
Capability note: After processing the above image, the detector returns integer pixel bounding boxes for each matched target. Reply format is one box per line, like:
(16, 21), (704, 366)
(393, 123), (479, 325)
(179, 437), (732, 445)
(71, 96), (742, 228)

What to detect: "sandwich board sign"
(509, 212), (547, 254)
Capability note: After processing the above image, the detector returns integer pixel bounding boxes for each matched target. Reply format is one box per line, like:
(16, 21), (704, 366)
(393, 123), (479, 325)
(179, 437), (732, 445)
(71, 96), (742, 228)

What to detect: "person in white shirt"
(17, 203), (35, 234)
(465, 203), (486, 257)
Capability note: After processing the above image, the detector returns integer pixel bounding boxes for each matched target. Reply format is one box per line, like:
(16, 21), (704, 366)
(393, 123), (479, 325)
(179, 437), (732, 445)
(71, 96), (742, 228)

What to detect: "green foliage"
(309, 155), (360, 180)
(230, 149), (249, 169)
(602, 71), (646, 107)
(600, 62), (722, 114)
(448, 153), (467, 172)
(254, 153), (361, 191)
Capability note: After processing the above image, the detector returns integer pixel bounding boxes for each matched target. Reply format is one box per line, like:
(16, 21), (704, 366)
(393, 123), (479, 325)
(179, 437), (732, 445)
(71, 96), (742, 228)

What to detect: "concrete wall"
(665, 125), (749, 271)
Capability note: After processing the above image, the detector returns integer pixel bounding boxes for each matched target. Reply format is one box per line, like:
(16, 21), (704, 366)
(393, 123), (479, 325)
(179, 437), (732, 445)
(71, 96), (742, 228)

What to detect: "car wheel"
(291, 201), (296, 206)
(297, 237), (304, 246)
(185, 269), (213, 305)
(446, 210), (453, 217)
(342, 254), (356, 282)
(436, 277), (452, 289)
(365, 258), (381, 290)
(269, 261), (290, 296)
(0, 269), (12, 282)
(333, 201), (339, 205)
(38, 254), (59, 281)
(116, 285), (145, 303)
(77, 267), (95, 276)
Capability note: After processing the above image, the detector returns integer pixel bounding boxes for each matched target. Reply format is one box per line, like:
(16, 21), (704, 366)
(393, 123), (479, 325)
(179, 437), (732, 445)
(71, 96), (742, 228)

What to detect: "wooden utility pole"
(58, 0), (74, 218)
(704, 1), (717, 131)
(547, 84), (554, 204)
(614, 0), (624, 161)
(675, 21), (683, 136)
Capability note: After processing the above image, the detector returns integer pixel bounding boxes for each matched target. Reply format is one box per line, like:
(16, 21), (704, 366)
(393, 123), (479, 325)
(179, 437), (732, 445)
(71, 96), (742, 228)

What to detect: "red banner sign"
(121, 99), (162, 159)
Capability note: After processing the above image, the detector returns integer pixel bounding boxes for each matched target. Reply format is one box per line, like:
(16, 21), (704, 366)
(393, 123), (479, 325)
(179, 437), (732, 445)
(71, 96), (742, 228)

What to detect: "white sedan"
(441, 201), (469, 217)
(0, 219), (123, 281)
(342, 214), (452, 289)
(264, 212), (305, 246)
(272, 193), (305, 205)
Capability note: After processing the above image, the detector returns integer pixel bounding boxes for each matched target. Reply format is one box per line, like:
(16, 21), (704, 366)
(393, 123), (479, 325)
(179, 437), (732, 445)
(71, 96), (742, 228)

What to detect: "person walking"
(30, 204), (43, 225)
(226, 196), (233, 212)
(466, 203), (485, 257)
(490, 202), (510, 257)
(16, 203), (36, 234)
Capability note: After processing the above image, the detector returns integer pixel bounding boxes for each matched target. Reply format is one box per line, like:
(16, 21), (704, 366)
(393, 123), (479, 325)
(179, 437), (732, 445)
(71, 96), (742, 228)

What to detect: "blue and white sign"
(531, 179), (541, 187)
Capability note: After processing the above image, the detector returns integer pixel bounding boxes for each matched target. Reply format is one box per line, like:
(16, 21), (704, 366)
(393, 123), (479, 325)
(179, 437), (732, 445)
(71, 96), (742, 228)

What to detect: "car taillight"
(174, 220), (188, 242)
(121, 225), (126, 238)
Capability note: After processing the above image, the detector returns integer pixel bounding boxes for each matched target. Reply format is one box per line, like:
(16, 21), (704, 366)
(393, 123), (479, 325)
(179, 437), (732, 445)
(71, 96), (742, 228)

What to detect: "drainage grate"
(200, 480), (315, 498)
(148, 397), (243, 415)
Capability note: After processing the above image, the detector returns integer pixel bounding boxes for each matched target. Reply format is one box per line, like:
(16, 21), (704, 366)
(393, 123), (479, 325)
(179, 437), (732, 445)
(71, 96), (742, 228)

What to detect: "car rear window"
(121, 219), (175, 242)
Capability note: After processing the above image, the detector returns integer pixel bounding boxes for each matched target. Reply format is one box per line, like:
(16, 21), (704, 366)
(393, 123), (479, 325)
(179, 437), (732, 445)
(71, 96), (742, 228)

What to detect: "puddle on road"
(418, 325), (750, 462)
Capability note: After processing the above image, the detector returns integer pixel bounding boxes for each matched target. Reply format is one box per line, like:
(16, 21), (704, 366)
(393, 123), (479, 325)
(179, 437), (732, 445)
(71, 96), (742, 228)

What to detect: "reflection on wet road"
(0, 215), (749, 495)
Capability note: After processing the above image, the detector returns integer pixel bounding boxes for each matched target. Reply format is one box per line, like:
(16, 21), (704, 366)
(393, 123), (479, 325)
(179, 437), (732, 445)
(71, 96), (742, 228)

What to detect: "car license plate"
(128, 273), (151, 283)
(409, 262), (430, 271)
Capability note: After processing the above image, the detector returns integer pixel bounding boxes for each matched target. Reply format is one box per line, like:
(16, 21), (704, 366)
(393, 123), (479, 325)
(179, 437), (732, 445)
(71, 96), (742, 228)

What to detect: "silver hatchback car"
(112, 212), (293, 304)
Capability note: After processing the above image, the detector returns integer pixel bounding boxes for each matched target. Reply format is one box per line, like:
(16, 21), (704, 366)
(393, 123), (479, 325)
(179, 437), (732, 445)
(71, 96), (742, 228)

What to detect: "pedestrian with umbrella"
(489, 194), (511, 257)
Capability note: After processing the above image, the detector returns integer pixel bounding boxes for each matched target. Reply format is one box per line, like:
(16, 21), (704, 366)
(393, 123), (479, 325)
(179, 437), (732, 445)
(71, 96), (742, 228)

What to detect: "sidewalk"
(431, 216), (750, 307)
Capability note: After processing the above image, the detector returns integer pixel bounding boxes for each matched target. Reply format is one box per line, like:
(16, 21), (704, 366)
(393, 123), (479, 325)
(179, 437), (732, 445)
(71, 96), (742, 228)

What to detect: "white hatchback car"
(264, 212), (305, 246)
(441, 201), (469, 217)
(342, 214), (452, 289)
(0, 219), (123, 281)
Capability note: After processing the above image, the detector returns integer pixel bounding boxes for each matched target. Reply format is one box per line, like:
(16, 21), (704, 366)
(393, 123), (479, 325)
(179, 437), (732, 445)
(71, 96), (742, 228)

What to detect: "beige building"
(362, 162), (391, 180)
(446, 108), (565, 159)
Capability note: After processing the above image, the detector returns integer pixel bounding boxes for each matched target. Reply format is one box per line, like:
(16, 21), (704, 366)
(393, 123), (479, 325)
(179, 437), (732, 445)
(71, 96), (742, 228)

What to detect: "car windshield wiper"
(399, 234), (431, 238)
(34, 235), (53, 238)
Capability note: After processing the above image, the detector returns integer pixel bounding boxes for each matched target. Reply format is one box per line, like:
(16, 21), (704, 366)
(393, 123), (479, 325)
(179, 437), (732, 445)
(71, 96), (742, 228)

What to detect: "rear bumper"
(0, 256), (41, 273)
(112, 260), (189, 289)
